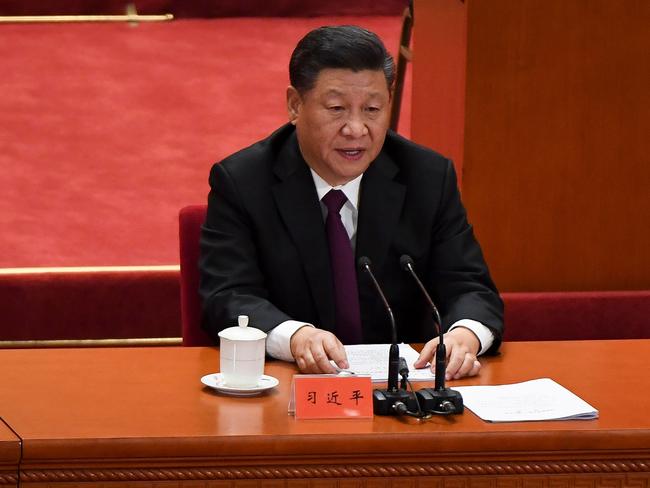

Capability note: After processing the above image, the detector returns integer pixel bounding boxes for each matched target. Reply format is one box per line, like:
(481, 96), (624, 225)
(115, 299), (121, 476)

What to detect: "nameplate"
(291, 374), (373, 419)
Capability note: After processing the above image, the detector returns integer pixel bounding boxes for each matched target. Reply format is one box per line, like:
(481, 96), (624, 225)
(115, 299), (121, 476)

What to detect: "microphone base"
(417, 387), (464, 415)
(373, 388), (419, 416)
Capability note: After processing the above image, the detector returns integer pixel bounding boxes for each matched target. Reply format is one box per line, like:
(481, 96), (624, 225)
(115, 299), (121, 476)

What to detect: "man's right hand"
(290, 326), (349, 373)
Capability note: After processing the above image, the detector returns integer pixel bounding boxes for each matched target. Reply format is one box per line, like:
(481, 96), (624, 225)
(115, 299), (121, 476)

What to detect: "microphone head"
(399, 254), (414, 271)
(357, 256), (372, 270)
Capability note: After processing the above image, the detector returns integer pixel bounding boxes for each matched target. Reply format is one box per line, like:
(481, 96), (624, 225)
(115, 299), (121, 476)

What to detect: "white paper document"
(454, 378), (599, 422)
(341, 343), (435, 382)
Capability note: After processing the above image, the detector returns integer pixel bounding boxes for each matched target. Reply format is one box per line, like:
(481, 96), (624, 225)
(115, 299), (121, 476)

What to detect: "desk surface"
(1, 340), (649, 484)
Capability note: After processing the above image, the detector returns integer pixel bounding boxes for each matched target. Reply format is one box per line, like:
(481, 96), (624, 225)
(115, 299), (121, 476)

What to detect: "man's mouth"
(337, 148), (365, 160)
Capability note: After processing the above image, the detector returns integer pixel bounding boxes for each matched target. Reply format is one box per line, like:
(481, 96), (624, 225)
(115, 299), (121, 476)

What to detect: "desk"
(0, 421), (19, 488)
(0, 341), (649, 487)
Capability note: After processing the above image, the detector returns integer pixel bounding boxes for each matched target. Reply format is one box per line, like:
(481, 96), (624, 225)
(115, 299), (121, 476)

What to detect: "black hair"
(289, 25), (395, 94)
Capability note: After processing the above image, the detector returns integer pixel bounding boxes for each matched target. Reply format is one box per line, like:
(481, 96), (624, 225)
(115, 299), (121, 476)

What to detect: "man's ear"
(286, 86), (301, 125)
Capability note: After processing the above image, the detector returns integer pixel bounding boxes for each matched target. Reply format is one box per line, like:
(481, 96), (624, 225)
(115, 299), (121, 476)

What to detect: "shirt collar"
(310, 169), (362, 211)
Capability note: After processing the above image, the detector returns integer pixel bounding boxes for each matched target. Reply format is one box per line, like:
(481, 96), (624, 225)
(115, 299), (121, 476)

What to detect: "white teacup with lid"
(218, 315), (267, 388)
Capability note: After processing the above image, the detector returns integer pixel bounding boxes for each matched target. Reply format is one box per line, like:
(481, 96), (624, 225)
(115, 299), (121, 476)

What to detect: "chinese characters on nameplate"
(290, 374), (373, 419)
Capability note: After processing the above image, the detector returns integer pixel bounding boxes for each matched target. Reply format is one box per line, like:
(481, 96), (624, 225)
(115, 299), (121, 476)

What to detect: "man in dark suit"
(200, 26), (503, 379)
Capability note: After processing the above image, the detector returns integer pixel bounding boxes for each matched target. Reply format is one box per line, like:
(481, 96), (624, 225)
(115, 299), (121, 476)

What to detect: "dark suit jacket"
(199, 124), (504, 353)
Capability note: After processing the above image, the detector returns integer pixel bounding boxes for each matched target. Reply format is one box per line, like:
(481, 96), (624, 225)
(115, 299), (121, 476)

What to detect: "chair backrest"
(178, 205), (213, 346)
(390, 3), (413, 131)
(502, 290), (650, 341)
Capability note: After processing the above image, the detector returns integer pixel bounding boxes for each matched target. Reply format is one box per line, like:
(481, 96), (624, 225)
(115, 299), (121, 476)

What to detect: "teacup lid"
(218, 315), (267, 341)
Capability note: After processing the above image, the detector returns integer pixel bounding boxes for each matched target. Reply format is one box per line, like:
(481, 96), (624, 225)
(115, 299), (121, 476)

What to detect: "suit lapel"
(356, 151), (405, 275)
(271, 134), (336, 331)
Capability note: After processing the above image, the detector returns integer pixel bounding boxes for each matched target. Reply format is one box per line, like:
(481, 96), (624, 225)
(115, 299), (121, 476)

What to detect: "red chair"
(502, 290), (650, 341)
(178, 205), (213, 346)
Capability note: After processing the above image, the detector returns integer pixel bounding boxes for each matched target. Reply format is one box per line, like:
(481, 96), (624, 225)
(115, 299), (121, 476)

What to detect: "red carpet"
(1, 0), (407, 17)
(0, 16), (410, 268)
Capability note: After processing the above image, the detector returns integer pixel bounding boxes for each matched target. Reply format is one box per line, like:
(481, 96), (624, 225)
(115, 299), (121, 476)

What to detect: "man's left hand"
(413, 327), (481, 380)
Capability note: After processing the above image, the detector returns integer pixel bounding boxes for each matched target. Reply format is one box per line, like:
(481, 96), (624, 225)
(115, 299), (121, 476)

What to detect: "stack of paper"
(342, 343), (434, 382)
(454, 378), (599, 422)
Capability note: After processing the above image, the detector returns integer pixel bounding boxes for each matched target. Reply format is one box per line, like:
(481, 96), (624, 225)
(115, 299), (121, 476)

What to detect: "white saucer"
(201, 373), (279, 396)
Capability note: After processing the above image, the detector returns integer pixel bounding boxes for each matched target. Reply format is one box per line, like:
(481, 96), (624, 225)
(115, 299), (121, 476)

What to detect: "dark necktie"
(322, 189), (363, 344)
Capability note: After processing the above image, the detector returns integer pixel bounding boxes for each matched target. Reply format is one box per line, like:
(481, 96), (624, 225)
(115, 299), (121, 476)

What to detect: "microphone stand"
(358, 257), (418, 416)
(400, 255), (464, 415)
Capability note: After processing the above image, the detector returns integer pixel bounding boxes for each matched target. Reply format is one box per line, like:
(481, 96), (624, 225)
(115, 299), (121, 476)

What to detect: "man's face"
(287, 68), (391, 186)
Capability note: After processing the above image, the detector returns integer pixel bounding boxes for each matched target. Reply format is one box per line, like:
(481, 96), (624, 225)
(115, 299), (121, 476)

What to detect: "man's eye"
(366, 106), (381, 113)
(328, 106), (344, 112)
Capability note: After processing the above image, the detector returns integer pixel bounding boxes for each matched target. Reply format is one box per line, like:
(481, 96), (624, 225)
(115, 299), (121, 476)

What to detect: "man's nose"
(341, 116), (368, 138)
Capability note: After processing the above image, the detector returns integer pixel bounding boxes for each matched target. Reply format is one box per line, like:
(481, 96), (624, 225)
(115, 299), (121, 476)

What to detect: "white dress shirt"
(266, 169), (494, 361)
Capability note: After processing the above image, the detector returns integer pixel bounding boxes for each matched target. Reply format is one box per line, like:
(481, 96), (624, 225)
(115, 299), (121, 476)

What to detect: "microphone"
(358, 256), (418, 416)
(357, 256), (398, 391)
(400, 255), (464, 415)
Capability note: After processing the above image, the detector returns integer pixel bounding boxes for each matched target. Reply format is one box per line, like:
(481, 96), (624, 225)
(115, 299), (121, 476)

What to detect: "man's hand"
(290, 326), (349, 373)
(413, 327), (481, 380)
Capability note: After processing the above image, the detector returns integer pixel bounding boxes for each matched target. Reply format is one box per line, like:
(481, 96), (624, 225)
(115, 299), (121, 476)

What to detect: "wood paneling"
(15, 474), (650, 488)
(412, 0), (650, 291)
(411, 0), (467, 183)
